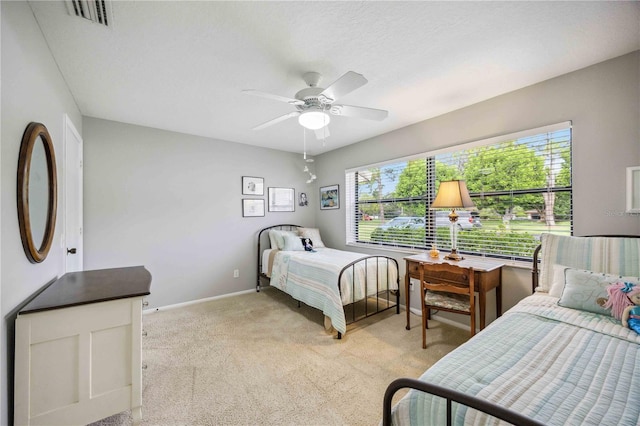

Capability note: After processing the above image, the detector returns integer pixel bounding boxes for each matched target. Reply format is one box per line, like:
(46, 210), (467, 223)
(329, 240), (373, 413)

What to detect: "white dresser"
(14, 266), (152, 426)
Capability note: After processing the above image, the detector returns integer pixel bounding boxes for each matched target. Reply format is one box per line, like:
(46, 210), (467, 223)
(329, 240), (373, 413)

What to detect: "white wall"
(314, 51), (640, 319)
(83, 117), (316, 309)
(1, 2), (83, 424)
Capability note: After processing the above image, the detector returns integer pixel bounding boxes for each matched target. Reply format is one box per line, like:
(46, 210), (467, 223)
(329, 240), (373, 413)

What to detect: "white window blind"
(346, 123), (572, 260)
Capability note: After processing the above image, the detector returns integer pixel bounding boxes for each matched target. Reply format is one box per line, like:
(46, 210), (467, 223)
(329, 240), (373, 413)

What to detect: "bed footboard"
(382, 378), (545, 426)
(337, 256), (400, 339)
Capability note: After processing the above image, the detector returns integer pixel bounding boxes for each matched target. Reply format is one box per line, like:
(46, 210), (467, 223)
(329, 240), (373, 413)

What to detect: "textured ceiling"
(29, 1), (640, 156)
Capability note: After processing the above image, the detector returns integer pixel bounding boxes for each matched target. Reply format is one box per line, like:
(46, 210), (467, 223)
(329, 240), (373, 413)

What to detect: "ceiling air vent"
(66, 0), (112, 27)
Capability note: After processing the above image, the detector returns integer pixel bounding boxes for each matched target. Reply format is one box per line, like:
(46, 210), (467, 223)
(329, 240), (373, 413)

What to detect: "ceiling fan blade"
(243, 89), (305, 106)
(318, 71), (367, 103)
(314, 127), (330, 140)
(252, 111), (300, 130)
(330, 104), (388, 121)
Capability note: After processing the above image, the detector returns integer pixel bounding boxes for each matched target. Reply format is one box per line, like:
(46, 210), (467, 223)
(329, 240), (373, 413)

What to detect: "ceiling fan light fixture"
(298, 110), (330, 130)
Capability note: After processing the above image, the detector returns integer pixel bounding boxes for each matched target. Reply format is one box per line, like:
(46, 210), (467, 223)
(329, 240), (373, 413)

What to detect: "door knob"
(67, 248), (77, 254)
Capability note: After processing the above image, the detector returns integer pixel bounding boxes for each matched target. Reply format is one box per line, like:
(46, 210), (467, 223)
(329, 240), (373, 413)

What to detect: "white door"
(64, 114), (83, 272)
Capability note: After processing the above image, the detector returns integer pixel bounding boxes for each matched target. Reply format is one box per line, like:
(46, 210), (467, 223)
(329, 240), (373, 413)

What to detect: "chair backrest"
(420, 262), (474, 295)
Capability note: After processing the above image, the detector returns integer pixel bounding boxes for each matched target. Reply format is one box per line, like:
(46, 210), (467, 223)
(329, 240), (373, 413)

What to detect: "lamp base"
(444, 249), (464, 261)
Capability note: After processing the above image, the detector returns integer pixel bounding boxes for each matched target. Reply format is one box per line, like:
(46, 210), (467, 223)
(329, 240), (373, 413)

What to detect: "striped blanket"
(390, 294), (640, 425)
(270, 248), (398, 335)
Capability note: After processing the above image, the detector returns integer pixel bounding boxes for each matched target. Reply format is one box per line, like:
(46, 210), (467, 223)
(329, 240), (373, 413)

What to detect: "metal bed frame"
(256, 224), (400, 339)
(382, 378), (545, 426)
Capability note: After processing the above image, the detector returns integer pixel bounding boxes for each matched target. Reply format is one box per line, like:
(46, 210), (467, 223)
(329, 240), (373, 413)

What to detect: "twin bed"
(384, 234), (640, 425)
(257, 224), (399, 338)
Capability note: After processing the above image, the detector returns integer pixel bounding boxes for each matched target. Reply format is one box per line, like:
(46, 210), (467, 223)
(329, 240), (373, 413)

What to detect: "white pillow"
(297, 227), (325, 248)
(548, 264), (570, 297)
(268, 231), (279, 250)
(282, 233), (304, 251)
(269, 230), (298, 250)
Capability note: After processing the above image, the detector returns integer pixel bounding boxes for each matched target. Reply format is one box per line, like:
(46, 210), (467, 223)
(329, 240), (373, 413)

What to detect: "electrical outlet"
(233, 269), (239, 278)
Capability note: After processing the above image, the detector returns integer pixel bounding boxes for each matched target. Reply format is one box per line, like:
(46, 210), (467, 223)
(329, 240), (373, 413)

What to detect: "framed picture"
(242, 199), (265, 217)
(268, 187), (295, 212)
(320, 184), (340, 210)
(298, 192), (309, 207)
(627, 166), (640, 213)
(242, 176), (264, 196)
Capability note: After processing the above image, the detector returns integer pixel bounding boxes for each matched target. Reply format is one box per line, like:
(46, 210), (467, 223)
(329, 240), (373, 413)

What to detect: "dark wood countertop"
(19, 266), (152, 315)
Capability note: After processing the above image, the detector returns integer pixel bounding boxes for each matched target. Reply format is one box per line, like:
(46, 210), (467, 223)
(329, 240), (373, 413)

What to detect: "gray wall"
(314, 51), (640, 318)
(83, 118), (316, 309)
(1, 2), (83, 423)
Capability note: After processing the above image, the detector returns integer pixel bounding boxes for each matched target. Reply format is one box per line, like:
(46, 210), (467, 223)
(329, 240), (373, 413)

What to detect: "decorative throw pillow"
(282, 232), (305, 251)
(558, 268), (640, 316)
(301, 238), (314, 252)
(297, 227), (325, 248)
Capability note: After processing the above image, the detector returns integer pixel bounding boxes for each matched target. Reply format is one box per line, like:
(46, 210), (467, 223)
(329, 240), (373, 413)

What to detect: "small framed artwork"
(627, 166), (640, 213)
(242, 199), (265, 217)
(320, 184), (339, 210)
(242, 176), (264, 196)
(268, 187), (295, 212)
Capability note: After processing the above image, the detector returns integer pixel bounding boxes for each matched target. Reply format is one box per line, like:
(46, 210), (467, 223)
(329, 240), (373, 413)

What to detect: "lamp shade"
(430, 180), (475, 209)
(298, 110), (330, 130)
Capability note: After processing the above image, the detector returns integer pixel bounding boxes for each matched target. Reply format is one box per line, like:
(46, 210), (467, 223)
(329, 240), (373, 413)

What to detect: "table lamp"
(430, 180), (475, 261)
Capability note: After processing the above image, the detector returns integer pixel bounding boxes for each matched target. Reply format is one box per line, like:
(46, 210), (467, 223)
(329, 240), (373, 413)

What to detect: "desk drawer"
(407, 260), (420, 277)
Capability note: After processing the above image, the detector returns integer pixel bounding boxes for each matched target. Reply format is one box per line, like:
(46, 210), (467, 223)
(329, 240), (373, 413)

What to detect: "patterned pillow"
(558, 268), (640, 315)
(297, 227), (325, 248)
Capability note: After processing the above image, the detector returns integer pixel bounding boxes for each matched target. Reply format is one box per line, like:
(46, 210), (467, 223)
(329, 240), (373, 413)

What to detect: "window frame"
(346, 122), (572, 261)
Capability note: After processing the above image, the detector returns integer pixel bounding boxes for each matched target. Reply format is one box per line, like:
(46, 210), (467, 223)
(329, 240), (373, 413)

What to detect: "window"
(346, 122), (572, 260)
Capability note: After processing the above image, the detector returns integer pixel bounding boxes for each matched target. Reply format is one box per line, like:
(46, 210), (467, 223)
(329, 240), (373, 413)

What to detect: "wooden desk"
(404, 254), (503, 330)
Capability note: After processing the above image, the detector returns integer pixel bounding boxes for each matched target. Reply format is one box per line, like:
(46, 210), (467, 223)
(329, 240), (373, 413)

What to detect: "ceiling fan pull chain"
(303, 128), (307, 160)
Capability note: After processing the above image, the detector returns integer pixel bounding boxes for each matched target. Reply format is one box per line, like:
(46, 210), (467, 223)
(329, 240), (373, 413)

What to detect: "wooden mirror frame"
(17, 122), (57, 263)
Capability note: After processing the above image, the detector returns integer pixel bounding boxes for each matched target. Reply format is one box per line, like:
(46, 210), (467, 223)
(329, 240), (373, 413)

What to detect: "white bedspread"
(269, 248), (398, 335)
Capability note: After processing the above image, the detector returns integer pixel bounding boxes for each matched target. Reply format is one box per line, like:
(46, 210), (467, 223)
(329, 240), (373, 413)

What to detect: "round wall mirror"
(17, 122), (57, 263)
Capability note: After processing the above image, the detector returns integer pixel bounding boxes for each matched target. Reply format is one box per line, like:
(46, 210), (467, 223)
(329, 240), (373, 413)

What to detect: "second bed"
(257, 224), (400, 338)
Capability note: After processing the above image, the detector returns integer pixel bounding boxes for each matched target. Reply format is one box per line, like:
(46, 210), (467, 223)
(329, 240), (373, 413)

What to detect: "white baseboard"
(144, 289), (256, 314)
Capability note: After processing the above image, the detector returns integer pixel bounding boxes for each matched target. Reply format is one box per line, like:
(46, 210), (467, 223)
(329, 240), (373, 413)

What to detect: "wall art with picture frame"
(320, 184), (339, 210)
(242, 199), (265, 217)
(268, 187), (295, 212)
(242, 176), (264, 196)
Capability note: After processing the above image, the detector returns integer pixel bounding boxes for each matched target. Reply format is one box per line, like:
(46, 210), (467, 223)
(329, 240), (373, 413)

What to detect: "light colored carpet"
(93, 287), (468, 425)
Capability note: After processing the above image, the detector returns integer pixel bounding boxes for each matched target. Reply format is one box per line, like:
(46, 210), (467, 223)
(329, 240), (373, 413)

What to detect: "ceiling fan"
(243, 71), (388, 139)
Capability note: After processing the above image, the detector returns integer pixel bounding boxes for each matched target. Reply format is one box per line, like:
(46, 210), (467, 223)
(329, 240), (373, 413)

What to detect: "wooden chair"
(419, 263), (475, 349)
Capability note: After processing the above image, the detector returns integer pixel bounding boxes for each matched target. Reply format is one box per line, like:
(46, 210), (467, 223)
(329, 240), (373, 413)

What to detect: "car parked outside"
(376, 212), (481, 231)
(434, 210), (480, 230)
(470, 211), (482, 228)
(376, 216), (425, 230)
